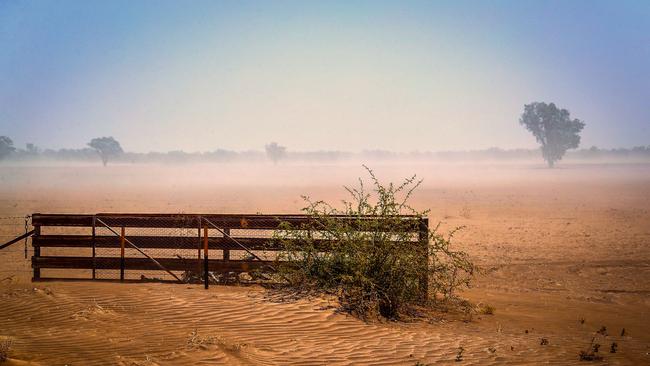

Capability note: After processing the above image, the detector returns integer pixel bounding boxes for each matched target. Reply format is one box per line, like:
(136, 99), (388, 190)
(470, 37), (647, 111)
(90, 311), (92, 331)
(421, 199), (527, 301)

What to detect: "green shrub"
(273, 166), (475, 319)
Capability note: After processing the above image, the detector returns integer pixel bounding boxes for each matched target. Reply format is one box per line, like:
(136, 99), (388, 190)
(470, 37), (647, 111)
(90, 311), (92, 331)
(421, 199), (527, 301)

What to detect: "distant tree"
(265, 142), (287, 164)
(25, 143), (40, 156)
(0, 136), (16, 160)
(519, 102), (585, 167)
(87, 137), (123, 166)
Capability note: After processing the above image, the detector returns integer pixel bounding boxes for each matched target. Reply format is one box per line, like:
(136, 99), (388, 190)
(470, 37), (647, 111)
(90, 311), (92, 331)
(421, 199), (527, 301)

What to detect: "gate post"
(418, 217), (429, 301)
(120, 227), (125, 281)
(203, 225), (209, 289)
(32, 224), (41, 281)
(197, 216), (202, 276)
(223, 228), (230, 261)
(92, 216), (96, 279)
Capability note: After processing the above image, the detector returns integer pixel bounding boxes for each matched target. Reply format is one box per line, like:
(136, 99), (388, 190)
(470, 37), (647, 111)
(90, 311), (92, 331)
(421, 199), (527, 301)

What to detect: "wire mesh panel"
(200, 216), (280, 284)
(0, 216), (33, 284)
(95, 215), (202, 282)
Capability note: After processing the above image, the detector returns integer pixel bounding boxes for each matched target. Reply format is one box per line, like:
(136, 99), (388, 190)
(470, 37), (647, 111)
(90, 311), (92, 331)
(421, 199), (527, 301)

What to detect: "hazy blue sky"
(1, 0), (648, 152)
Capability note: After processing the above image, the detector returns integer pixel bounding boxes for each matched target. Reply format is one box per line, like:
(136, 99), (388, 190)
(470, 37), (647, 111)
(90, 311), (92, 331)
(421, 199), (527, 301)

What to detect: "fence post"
(203, 226), (209, 289)
(197, 216), (202, 276)
(92, 216), (96, 280)
(32, 224), (41, 281)
(223, 228), (230, 261)
(24, 216), (29, 260)
(418, 217), (429, 301)
(197, 224), (202, 260)
(120, 227), (125, 281)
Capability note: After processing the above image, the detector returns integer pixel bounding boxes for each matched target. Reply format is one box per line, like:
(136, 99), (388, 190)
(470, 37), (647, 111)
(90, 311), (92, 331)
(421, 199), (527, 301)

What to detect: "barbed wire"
(0, 216), (31, 220)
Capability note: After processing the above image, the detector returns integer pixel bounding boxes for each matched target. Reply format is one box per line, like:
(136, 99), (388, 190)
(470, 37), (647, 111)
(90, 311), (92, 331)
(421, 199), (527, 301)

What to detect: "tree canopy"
(87, 137), (123, 166)
(519, 102), (585, 167)
(0, 136), (16, 161)
(265, 142), (287, 164)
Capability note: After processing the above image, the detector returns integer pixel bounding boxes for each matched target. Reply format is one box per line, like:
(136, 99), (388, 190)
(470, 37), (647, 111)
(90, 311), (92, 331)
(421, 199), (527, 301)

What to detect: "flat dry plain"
(1, 161), (649, 365)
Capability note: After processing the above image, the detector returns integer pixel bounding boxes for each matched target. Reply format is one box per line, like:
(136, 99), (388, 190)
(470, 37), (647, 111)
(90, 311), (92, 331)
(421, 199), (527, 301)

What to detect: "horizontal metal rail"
(33, 256), (271, 272)
(31, 213), (424, 230)
(32, 235), (410, 249)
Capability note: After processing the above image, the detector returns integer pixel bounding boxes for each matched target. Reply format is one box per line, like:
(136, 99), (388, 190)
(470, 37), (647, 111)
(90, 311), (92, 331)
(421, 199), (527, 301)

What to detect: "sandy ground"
(1, 161), (649, 365)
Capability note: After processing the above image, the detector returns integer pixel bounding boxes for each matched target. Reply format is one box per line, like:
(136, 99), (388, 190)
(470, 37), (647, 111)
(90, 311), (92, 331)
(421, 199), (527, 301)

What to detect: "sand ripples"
(5, 282), (636, 365)
(0, 283), (476, 365)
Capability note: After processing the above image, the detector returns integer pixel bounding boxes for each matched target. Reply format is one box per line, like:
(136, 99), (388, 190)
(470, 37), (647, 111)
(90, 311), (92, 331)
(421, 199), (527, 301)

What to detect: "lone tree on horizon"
(0, 136), (16, 161)
(88, 136), (123, 166)
(519, 102), (585, 168)
(265, 142), (287, 164)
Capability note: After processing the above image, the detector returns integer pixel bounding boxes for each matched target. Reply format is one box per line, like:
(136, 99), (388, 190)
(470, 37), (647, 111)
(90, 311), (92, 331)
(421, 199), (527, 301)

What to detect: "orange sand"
(1, 162), (649, 365)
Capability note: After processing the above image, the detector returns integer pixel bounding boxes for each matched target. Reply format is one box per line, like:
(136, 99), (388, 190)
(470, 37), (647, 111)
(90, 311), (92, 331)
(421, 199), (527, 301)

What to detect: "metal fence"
(0, 216), (33, 283)
(24, 213), (429, 290)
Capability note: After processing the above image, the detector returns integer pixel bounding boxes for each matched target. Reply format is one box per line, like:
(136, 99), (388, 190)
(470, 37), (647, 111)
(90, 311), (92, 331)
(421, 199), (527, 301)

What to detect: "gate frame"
(28, 213), (430, 295)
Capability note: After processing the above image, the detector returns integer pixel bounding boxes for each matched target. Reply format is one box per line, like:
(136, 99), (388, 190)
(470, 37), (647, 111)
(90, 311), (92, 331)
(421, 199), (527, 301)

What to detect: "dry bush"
(273, 166), (475, 319)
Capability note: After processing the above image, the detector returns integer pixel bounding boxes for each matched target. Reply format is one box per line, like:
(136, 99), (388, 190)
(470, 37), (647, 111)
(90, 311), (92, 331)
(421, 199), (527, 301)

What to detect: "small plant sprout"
(455, 347), (464, 362)
(610, 342), (618, 353)
(579, 336), (604, 361)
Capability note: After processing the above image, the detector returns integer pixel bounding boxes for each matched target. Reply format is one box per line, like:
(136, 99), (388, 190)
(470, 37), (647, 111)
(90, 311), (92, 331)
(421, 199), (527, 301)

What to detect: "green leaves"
(273, 167), (475, 319)
(520, 102), (586, 167)
(87, 136), (123, 166)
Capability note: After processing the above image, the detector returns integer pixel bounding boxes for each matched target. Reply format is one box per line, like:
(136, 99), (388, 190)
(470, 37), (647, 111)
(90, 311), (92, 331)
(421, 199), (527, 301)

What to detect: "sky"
(1, 0), (649, 153)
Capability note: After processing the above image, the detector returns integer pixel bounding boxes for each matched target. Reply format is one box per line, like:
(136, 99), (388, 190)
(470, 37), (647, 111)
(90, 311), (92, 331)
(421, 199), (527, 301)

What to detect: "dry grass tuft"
(71, 299), (114, 320)
(0, 338), (13, 362)
(459, 206), (472, 219)
(186, 330), (246, 353)
(455, 346), (464, 362)
(186, 329), (216, 350)
(476, 303), (495, 315)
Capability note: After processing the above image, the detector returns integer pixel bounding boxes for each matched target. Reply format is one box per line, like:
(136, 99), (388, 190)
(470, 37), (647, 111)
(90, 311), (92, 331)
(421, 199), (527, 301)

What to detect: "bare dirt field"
(1, 161), (649, 365)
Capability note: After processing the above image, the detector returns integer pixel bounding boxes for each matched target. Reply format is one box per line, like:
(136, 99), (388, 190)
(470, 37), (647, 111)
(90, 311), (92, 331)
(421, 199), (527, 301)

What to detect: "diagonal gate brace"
(1, 230), (35, 250)
(95, 217), (183, 283)
(202, 217), (277, 273)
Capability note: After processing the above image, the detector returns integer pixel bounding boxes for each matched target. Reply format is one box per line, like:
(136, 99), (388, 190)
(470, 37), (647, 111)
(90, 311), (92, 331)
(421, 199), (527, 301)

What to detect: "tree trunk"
(546, 159), (554, 168)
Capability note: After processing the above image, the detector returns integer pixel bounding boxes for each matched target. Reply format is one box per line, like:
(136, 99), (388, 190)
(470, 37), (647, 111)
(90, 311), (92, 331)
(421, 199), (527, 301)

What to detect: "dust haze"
(2, 158), (650, 364)
(2, 0), (650, 364)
